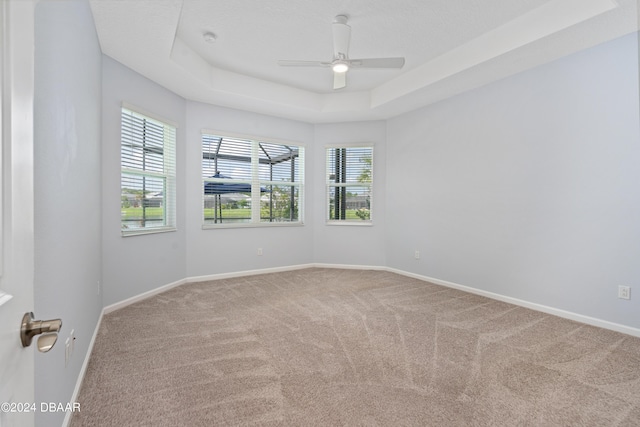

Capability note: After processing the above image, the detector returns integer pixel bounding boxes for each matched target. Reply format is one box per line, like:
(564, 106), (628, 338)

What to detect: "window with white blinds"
(121, 107), (176, 234)
(202, 133), (304, 227)
(326, 146), (373, 223)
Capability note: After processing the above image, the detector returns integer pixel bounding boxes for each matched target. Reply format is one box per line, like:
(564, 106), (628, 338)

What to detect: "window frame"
(325, 144), (374, 226)
(120, 104), (177, 236)
(201, 130), (305, 229)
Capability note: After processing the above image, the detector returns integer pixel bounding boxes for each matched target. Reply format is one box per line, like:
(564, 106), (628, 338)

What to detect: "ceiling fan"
(278, 15), (405, 90)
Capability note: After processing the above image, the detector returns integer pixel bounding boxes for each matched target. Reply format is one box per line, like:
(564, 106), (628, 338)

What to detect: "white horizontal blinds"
(121, 108), (176, 232)
(121, 113), (165, 172)
(202, 135), (252, 181)
(201, 134), (220, 178)
(326, 146), (373, 221)
(202, 133), (304, 226)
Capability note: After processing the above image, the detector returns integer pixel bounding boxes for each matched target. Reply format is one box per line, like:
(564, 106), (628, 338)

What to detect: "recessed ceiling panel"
(90, 0), (638, 122)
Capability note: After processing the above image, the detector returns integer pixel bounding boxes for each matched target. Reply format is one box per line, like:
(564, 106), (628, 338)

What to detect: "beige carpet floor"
(71, 268), (640, 426)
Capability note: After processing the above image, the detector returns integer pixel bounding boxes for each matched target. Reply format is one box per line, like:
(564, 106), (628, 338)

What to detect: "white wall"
(101, 57), (187, 306)
(312, 121), (387, 266)
(34, 1), (103, 426)
(386, 32), (640, 329)
(184, 102), (315, 277)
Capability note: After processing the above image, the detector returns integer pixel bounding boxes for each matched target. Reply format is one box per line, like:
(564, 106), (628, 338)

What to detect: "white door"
(0, 1), (37, 426)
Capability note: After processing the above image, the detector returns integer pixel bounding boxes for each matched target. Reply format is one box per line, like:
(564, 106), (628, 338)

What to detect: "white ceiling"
(89, 0), (638, 123)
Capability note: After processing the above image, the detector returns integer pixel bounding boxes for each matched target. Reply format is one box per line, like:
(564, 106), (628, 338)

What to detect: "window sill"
(202, 222), (304, 230)
(325, 221), (373, 226)
(121, 227), (177, 237)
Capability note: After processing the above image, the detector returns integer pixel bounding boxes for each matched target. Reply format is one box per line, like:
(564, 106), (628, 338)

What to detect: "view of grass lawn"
(203, 207), (251, 220)
(333, 210), (366, 220)
(121, 207), (164, 220)
(330, 206), (370, 220)
(345, 210), (364, 220)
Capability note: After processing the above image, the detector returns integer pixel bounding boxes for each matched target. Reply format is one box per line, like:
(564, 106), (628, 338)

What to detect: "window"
(326, 146), (373, 223)
(202, 133), (304, 227)
(120, 107), (176, 234)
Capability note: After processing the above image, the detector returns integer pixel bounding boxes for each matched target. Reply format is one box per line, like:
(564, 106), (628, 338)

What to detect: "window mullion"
(251, 141), (261, 223)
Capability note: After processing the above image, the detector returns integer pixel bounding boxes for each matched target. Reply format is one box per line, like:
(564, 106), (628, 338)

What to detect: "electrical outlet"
(414, 250), (420, 259)
(618, 286), (631, 300)
(257, 248), (263, 256)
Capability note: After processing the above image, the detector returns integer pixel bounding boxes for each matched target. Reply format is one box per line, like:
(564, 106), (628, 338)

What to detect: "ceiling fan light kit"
(278, 15), (405, 90)
(332, 62), (349, 73)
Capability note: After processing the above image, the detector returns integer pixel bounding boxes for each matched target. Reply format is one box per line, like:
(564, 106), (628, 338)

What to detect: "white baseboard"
(62, 308), (104, 427)
(103, 278), (187, 314)
(186, 263), (315, 284)
(103, 263), (640, 338)
(313, 263), (387, 271)
(386, 267), (640, 338)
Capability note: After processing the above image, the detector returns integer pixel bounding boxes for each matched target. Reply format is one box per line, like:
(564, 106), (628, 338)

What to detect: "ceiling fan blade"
(348, 57), (405, 69)
(332, 15), (351, 57)
(278, 60), (330, 67)
(333, 71), (346, 90)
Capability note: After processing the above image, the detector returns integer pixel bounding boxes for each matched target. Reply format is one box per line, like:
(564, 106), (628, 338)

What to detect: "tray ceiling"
(90, 0), (638, 123)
